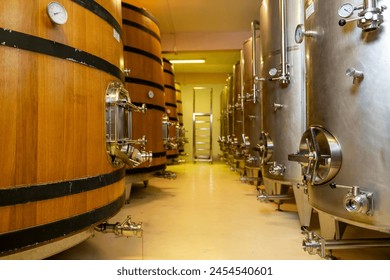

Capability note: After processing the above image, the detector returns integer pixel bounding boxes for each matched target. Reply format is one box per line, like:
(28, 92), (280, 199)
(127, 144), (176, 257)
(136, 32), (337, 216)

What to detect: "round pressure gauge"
(47, 2), (68, 25)
(147, 90), (155, 99)
(295, 24), (305, 44)
(338, 3), (354, 18)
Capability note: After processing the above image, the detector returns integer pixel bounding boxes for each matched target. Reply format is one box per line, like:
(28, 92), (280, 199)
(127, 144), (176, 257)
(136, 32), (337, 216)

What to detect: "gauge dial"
(295, 24), (305, 44)
(338, 3), (354, 18)
(47, 2), (68, 25)
(147, 90), (155, 99)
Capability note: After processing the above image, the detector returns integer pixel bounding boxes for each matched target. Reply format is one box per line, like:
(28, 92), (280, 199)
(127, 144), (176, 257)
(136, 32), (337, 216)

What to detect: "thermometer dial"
(295, 24), (305, 44)
(47, 2), (68, 25)
(338, 3), (354, 18)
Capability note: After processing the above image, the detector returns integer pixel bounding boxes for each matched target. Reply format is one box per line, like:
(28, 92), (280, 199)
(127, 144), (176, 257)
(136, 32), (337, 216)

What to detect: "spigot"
(166, 139), (178, 150)
(346, 67), (364, 84)
(140, 150), (153, 165)
(107, 143), (140, 167)
(273, 103), (285, 112)
(302, 230), (322, 256)
(241, 134), (251, 149)
(234, 102), (243, 110)
(130, 135), (147, 147)
(124, 68), (131, 76)
(95, 216), (143, 238)
(344, 186), (373, 215)
(269, 162), (286, 176)
(245, 155), (258, 164)
(257, 189), (269, 202)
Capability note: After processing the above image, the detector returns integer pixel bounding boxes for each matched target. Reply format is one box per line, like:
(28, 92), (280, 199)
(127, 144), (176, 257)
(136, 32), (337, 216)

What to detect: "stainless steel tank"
(241, 29), (263, 186)
(258, 0), (311, 225)
(228, 61), (244, 171)
(218, 81), (230, 161)
(290, 0), (390, 243)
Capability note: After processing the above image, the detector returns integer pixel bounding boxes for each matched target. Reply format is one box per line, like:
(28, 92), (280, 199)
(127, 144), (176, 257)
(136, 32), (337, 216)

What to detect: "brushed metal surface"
(304, 0), (390, 232)
(260, 0), (306, 183)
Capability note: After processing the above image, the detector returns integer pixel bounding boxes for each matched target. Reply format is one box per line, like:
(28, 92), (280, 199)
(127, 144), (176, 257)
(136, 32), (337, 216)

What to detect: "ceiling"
(127, 0), (260, 75)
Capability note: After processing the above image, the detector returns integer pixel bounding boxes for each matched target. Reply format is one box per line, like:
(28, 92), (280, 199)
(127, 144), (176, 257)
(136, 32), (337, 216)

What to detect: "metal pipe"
(279, 0), (290, 84)
(251, 20), (260, 103)
(365, 0), (377, 10)
(257, 190), (294, 202)
(302, 229), (390, 258)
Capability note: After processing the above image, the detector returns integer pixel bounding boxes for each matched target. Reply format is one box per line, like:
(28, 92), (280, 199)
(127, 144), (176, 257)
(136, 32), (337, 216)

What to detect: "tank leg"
(318, 211), (346, 240)
(143, 180), (149, 188)
(292, 184), (313, 227)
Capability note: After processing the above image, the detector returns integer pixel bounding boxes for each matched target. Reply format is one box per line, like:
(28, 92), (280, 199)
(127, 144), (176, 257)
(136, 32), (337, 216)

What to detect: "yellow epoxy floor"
(50, 162), (390, 260)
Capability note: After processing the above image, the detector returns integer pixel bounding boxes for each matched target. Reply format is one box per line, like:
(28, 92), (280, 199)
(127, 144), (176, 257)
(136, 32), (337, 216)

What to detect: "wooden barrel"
(122, 1), (167, 178)
(175, 82), (185, 154)
(0, 0), (125, 259)
(163, 58), (179, 162)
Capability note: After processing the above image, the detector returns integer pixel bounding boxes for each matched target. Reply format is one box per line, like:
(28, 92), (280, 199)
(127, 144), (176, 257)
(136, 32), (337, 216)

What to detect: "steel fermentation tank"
(241, 34), (263, 186)
(258, 0), (311, 226)
(290, 0), (390, 238)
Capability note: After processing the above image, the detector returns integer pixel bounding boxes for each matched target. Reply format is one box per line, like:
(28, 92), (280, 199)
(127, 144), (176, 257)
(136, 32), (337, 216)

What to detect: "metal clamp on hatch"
(257, 131), (274, 165)
(288, 125), (342, 185)
(105, 81), (152, 167)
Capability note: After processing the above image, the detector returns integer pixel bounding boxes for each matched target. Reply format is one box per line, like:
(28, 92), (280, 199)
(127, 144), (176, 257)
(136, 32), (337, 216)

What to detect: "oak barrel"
(0, 0), (126, 258)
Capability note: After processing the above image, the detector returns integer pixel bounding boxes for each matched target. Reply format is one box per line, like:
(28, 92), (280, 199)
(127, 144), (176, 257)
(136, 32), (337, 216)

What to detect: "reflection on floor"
(50, 162), (390, 260)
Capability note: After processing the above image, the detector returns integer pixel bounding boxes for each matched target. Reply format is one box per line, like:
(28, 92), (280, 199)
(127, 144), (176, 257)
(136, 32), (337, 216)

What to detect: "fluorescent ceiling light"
(170, 59), (206, 64)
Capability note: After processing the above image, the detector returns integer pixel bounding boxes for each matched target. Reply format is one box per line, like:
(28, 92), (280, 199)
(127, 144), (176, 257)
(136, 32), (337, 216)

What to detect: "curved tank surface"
(232, 60), (245, 172)
(258, 0), (310, 225)
(163, 58), (179, 164)
(219, 76), (233, 162)
(241, 31), (264, 186)
(291, 0), (390, 235)
(0, 0), (127, 259)
(122, 1), (166, 184)
(175, 82), (188, 158)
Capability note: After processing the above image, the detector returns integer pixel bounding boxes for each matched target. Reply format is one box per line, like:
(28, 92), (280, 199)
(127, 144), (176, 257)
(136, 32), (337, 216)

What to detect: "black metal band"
(0, 168), (125, 207)
(177, 100), (183, 104)
(165, 102), (177, 108)
(0, 193), (125, 256)
(133, 102), (166, 113)
(126, 163), (167, 175)
(163, 58), (172, 64)
(71, 0), (122, 37)
(0, 28), (125, 82)
(178, 113), (183, 116)
(153, 152), (167, 158)
(165, 84), (176, 91)
(122, 19), (161, 42)
(124, 46), (162, 65)
(167, 154), (179, 159)
(122, 2), (160, 26)
(164, 69), (175, 76)
(168, 117), (178, 122)
(125, 77), (165, 91)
